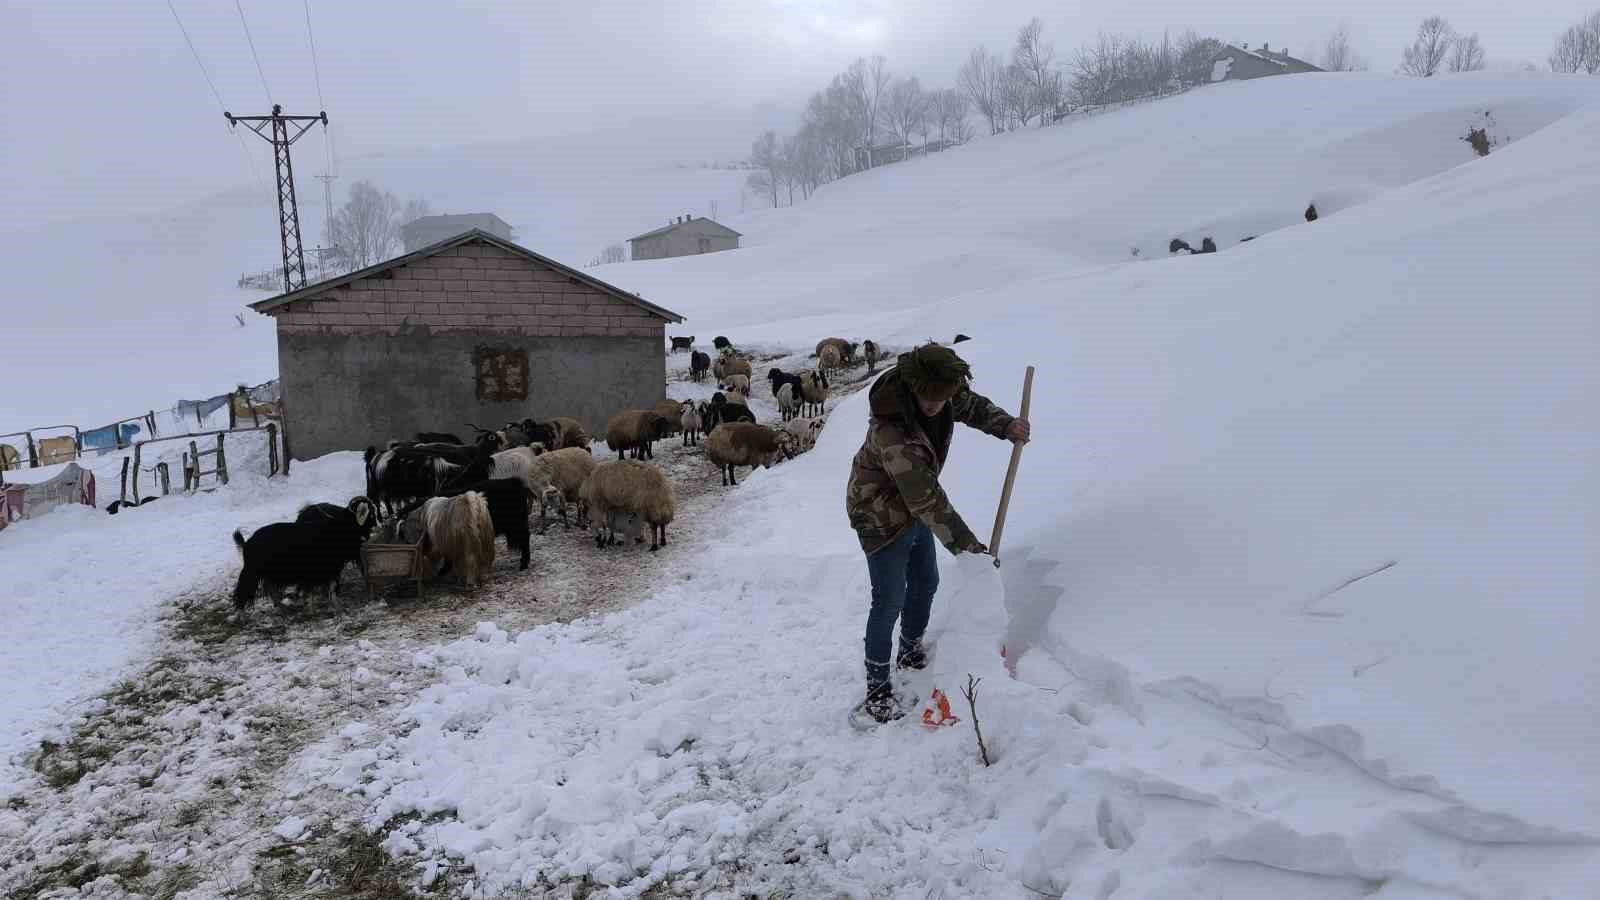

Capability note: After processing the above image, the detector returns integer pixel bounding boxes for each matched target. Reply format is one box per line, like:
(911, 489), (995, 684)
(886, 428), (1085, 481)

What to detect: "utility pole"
(225, 104), (328, 293)
(314, 172), (337, 281)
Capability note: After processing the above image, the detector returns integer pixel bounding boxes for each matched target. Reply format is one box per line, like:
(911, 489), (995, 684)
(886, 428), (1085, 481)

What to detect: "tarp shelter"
(0, 463), (96, 531)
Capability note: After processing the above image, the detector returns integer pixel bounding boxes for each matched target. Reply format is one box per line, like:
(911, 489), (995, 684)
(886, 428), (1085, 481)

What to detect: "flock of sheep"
(227, 332), (882, 616)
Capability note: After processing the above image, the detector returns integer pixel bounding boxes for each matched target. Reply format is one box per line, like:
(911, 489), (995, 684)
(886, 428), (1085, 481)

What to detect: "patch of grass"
(148, 863), (199, 900)
(171, 598), (252, 645)
(11, 851), (150, 900)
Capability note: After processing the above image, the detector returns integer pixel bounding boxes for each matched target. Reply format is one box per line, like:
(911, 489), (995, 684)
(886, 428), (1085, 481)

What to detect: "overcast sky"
(2, 0), (1593, 225)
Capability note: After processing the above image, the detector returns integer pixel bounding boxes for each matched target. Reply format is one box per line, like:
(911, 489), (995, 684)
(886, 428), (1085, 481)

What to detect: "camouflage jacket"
(845, 367), (1016, 555)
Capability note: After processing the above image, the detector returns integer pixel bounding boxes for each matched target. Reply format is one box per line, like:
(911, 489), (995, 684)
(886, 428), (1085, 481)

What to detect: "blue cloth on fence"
(174, 395), (230, 422)
(81, 422), (142, 450)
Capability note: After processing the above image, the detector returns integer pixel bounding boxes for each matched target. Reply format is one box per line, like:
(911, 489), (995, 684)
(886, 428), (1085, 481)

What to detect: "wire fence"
(1, 380), (283, 479)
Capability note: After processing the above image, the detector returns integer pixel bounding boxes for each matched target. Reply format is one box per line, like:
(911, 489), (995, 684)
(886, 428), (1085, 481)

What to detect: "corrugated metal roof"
(247, 229), (684, 323)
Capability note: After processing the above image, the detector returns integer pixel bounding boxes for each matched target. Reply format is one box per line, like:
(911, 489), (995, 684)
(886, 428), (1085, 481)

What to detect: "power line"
(166, 0), (271, 204)
(166, 0), (225, 110)
(302, 0), (336, 177)
(234, 0), (273, 104)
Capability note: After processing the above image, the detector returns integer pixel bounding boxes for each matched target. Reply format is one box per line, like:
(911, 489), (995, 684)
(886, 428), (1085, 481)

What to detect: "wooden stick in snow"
(988, 365), (1034, 568)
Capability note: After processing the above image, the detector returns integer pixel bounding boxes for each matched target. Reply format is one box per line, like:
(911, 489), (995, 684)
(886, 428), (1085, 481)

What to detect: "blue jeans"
(863, 521), (940, 690)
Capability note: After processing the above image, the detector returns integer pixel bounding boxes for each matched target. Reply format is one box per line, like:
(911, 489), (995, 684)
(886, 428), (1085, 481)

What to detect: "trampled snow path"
(0, 356), (844, 899)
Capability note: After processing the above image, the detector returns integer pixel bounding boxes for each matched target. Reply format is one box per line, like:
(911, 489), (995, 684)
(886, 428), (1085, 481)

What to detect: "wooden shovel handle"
(988, 366), (1034, 566)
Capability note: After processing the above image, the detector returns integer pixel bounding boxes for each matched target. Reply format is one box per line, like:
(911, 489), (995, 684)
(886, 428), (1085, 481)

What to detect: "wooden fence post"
(25, 433), (37, 468)
(146, 410), (158, 439)
(267, 423), (280, 476)
(133, 443), (144, 502)
(157, 462), (170, 496)
(278, 395), (293, 475)
(189, 441), (200, 491)
(228, 395), (237, 430)
(120, 457), (130, 503)
(216, 434), (228, 486)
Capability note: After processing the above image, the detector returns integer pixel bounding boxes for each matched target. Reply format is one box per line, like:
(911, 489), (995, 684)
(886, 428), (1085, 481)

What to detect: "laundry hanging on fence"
(81, 421), (142, 450)
(173, 395), (231, 425)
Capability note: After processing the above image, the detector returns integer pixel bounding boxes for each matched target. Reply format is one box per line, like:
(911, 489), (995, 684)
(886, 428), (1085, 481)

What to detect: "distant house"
(1209, 44), (1323, 82)
(401, 213), (513, 253)
(247, 229), (682, 460)
(627, 216), (741, 261)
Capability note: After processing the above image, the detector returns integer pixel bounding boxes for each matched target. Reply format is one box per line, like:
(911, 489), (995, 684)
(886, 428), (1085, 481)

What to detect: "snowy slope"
(330, 73), (1600, 897)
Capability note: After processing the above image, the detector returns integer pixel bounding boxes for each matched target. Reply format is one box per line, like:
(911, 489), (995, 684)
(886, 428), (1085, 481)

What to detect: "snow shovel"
(920, 365), (1035, 727)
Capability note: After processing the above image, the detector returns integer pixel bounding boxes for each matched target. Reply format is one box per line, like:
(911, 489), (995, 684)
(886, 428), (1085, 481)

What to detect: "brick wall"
(268, 240), (664, 338)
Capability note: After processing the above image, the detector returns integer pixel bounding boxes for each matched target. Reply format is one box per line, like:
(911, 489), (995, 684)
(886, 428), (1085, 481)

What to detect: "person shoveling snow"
(845, 343), (1030, 726)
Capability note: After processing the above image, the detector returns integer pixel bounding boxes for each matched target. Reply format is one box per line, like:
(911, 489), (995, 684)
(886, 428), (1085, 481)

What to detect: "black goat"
(1305, 203), (1319, 222)
(232, 520), (366, 612)
(690, 351), (711, 383)
(768, 367), (804, 401)
(670, 335), (695, 353)
(295, 496), (379, 544)
(437, 478), (531, 570)
(712, 336), (732, 351)
(706, 394), (756, 431)
(414, 431), (463, 445)
(366, 445), (477, 518)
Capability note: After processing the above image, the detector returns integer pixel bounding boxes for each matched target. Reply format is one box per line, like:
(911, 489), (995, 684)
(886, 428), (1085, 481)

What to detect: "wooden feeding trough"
(362, 541), (427, 600)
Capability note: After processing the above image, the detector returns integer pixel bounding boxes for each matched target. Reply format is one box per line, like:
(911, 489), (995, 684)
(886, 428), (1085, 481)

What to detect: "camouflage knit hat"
(898, 344), (972, 403)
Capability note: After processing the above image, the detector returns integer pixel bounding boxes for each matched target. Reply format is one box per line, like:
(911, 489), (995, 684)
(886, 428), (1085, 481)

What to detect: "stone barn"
(248, 229), (683, 460)
(627, 216), (741, 261)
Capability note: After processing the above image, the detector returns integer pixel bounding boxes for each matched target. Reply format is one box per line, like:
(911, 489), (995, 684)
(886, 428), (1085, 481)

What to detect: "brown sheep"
(818, 344), (842, 376)
(605, 409), (673, 460)
(816, 337), (857, 366)
(862, 339), (880, 373)
(418, 492), (497, 588)
(547, 416), (590, 451)
(799, 371), (828, 417)
(721, 373), (751, 394)
(535, 447), (597, 528)
(580, 459), (676, 551)
(652, 399), (685, 435)
(714, 355), (753, 382)
(704, 422), (793, 486)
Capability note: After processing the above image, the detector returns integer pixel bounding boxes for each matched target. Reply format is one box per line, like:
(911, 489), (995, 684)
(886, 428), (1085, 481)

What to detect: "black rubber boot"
(896, 638), (927, 671)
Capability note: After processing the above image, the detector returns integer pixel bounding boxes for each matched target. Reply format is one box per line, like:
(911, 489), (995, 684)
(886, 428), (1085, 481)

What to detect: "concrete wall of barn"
(278, 331), (665, 459)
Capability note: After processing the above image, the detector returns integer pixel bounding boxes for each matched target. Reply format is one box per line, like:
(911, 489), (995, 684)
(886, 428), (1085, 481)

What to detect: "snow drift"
(313, 73), (1600, 897)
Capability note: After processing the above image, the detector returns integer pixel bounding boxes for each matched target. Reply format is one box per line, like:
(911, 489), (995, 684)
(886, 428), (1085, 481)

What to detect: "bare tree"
(1549, 11), (1600, 73)
(328, 180), (402, 271)
(880, 76), (928, 152)
(1400, 16), (1456, 77)
(931, 89), (972, 146)
(1175, 31), (1224, 86)
(957, 46), (1007, 135)
(843, 55), (893, 167)
(747, 131), (781, 208)
(401, 197), (432, 226)
(1448, 33), (1486, 72)
(1071, 33), (1124, 107)
(1011, 17), (1063, 126)
(1320, 22), (1369, 71)
(600, 243), (624, 265)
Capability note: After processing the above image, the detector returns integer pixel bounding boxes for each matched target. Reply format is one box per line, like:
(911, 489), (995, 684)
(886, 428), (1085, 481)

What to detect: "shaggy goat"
(543, 417), (589, 451)
(704, 422), (791, 486)
(580, 459), (676, 551)
(231, 519), (366, 613)
(670, 335), (695, 353)
(768, 367), (804, 401)
(689, 350), (711, 382)
(437, 478), (531, 569)
(712, 335), (732, 351)
(705, 394), (756, 431)
(417, 492), (497, 588)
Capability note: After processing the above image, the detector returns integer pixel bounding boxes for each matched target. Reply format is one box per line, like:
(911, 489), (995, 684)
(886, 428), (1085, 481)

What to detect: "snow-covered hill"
(6, 71), (1598, 898)
(345, 72), (1600, 896)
